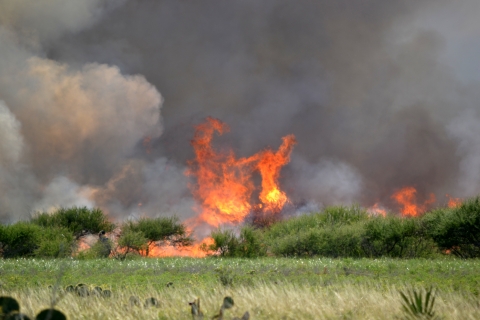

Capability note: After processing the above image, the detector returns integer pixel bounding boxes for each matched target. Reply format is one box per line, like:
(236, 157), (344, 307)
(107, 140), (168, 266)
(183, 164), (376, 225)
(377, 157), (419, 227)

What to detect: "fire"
(144, 237), (214, 258)
(368, 203), (387, 217)
(257, 135), (296, 212)
(446, 194), (462, 208)
(391, 186), (435, 217)
(186, 117), (296, 227)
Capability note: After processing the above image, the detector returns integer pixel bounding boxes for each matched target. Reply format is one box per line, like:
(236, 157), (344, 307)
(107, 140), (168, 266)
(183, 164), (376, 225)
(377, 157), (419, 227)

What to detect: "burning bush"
(122, 217), (193, 256)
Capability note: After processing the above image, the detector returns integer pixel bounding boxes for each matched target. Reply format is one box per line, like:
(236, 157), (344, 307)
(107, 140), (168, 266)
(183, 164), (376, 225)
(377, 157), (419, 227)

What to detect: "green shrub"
(116, 229), (148, 259)
(361, 216), (436, 258)
(209, 229), (240, 257)
(31, 207), (114, 238)
(423, 197), (480, 258)
(268, 223), (364, 257)
(207, 226), (267, 258)
(237, 226), (266, 258)
(0, 222), (43, 258)
(265, 206), (369, 241)
(123, 217), (192, 256)
(35, 227), (75, 258)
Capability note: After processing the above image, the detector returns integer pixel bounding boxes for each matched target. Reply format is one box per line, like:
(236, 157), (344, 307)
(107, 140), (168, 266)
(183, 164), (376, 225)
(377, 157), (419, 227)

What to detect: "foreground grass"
(1, 257), (479, 319)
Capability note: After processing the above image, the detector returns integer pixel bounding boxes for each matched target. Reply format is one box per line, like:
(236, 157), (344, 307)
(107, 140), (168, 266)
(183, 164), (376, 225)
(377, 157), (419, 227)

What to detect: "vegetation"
(0, 258), (479, 319)
(122, 217), (193, 256)
(31, 207), (114, 238)
(205, 198), (480, 258)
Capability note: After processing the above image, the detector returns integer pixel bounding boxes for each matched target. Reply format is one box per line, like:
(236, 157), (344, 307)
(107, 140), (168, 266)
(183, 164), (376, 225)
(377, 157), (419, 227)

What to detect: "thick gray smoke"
(1, 0), (479, 224)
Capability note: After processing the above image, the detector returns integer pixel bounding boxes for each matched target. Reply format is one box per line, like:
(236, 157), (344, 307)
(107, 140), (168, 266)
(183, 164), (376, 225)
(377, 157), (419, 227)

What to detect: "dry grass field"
(1, 257), (479, 319)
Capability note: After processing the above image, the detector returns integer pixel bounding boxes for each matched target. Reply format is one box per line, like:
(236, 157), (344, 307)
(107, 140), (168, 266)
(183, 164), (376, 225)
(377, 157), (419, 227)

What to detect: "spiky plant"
(399, 287), (439, 319)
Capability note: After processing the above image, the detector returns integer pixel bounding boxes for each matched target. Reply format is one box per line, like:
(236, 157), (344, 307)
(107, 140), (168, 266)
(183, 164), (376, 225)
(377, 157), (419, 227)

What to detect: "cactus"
(399, 287), (439, 319)
(102, 290), (112, 298)
(74, 284), (89, 297)
(35, 309), (66, 320)
(232, 312), (250, 320)
(0, 297), (20, 318)
(64, 286), (75, 293)
(129, 296), (141, 307)
(144, 297), (160, 308)
(92, 287), (102, 297)
(189, 298), (203, 320)
(4, 311), (32, 320)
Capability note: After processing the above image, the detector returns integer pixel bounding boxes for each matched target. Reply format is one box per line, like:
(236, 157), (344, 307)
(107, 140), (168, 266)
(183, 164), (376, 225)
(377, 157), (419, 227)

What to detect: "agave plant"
(399, 287), (439, 319)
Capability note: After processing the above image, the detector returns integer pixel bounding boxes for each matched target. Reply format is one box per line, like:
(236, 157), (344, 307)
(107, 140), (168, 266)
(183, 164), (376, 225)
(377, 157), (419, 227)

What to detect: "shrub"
(0, 222), (43, 258)
(265, 206), (369, 241)
(31, 207), (114, 238)
(237, 226), (266, 258)
(423, 197), (480, 258)
(115, 229), (148, 259)
(123, 217), (192, 256)
(268, 223), (364, 257)
(76, 239), (114, 259)
(361, 216), (436, 258)
(209, 229), (240, 257)
(35, 227), (75, 258)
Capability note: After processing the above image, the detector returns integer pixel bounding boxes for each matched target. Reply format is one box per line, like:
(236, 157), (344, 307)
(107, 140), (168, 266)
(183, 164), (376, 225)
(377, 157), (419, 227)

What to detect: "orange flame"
(446, 194), (462, 208)
(368, 203), (387, 217)
(391, 186), (435, 217)
(143, 237), (214, 258)
(186, 117), (296, 227)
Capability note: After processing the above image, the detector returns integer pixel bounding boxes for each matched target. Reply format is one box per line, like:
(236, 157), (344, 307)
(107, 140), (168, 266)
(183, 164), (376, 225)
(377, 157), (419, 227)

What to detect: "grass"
(1, 257), (480, 319)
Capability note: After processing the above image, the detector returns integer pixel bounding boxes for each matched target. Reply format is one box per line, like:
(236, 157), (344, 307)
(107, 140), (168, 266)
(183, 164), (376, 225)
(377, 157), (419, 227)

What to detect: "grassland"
(1, 257), (479, 319)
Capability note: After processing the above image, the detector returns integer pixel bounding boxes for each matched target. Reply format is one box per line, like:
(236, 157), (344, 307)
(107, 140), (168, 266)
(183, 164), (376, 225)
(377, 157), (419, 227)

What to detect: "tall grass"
(3, 282), (479, 319)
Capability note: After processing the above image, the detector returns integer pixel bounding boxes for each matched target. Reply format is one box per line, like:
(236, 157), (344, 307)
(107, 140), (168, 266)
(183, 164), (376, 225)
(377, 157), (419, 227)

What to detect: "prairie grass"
(1, 258), (479, 319)
(3, 282), (480, 319)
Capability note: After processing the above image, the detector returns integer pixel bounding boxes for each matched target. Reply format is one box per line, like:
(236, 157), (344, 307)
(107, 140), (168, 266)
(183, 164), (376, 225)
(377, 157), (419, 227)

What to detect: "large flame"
(186, 117), (296, 227)
(391, 186), (435, 217)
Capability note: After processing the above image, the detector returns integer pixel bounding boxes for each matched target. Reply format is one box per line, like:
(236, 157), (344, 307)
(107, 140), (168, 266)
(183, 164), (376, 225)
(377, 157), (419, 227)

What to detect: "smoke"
(1, 0), (480, 223)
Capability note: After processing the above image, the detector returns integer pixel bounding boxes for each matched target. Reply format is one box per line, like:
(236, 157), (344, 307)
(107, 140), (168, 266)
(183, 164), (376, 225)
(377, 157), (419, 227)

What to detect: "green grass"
(1, 257), (479, 294)
(1, 258), (479, 319)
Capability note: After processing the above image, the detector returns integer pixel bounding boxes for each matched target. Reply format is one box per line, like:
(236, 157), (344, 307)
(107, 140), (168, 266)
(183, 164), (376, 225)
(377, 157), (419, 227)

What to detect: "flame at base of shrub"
(141, 237), (215, 258)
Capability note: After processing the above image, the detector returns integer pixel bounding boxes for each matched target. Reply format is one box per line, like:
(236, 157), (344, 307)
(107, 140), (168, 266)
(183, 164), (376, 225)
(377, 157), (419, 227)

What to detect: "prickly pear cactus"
(35, 309), (67, 320)
(0, 296), (20, 318)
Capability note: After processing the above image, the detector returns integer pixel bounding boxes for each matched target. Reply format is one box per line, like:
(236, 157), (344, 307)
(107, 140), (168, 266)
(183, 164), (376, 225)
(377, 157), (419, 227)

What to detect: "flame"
(446, 194), (462, 208)
(186, 117), (296, 227)
(368, 203), (387, 217)
(143, 237), (214, 258)
(391, 186), (435, 217)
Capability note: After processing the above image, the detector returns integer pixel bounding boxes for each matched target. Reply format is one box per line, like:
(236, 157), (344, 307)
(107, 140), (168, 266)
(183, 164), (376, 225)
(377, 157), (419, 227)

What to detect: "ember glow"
(391, 186), (436, 217)
(186, 117), (296, 228)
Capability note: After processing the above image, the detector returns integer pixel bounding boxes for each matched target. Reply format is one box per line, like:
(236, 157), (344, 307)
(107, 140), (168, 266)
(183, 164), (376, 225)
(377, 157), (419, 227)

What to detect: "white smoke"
(0, 0), (165, 222)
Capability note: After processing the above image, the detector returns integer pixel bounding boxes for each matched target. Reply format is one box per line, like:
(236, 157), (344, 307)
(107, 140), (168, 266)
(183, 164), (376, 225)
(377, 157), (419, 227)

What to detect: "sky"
(0, 0), (480, 225)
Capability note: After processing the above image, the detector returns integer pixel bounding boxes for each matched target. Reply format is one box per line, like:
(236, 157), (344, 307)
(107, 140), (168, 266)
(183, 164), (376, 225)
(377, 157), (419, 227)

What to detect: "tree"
(123, 217), (193, 256)
(31, 207), (115, 238)
(115, 229), (148, 260)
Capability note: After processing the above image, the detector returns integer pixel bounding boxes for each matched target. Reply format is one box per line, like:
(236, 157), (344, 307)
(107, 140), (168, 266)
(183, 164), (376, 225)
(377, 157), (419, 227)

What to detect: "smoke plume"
(1, 0), (479, 226)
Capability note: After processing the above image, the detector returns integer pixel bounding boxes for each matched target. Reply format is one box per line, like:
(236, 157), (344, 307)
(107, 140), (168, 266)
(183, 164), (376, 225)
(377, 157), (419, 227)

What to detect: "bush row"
(206, 197), (480, 259)
(0, 207), (191, 259)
